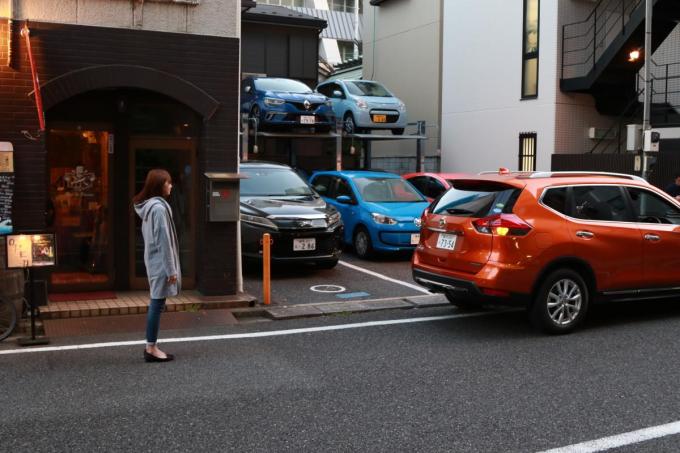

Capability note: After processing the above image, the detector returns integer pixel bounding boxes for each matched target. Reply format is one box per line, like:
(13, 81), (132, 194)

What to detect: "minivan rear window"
(432, 182), (520, 217)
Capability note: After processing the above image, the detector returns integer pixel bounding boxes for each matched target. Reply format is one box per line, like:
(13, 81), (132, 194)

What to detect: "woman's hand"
(167, 275), (177, 284)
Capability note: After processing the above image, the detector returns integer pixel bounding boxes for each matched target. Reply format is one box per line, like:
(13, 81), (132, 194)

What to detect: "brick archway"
(39, 64), (220, 120)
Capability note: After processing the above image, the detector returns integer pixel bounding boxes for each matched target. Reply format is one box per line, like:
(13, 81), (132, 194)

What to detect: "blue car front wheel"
(353, 226), (373, 259)
(344, 113), (359, 135)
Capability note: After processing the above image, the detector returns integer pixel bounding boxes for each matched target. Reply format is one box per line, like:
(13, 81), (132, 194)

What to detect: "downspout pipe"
(20, 21), (45, 131)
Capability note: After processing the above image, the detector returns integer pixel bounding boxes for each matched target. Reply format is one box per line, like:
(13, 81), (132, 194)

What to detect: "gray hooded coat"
(134, 197), (182, 299)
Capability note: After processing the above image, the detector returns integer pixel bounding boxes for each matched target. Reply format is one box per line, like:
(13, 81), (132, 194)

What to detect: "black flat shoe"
(144, 350), (175, 363)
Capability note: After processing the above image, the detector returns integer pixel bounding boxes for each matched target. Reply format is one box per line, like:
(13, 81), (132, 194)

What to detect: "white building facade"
(362, 0), (443, 170)
(441, 0), (680, 174)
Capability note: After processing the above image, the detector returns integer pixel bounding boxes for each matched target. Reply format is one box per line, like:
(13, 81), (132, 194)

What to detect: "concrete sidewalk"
(8, 293), (449, 341)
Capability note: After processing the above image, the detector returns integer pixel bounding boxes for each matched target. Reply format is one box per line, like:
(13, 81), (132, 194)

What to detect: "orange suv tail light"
(472, 214), (532, 237)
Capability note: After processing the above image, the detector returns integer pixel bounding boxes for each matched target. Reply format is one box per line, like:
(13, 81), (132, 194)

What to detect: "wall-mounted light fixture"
(628, 48), (642, 62)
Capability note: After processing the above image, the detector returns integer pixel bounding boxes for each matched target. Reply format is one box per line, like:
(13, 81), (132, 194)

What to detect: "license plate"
(410, 234), (420, 245)
(436, 233), (456, 250)
(300, 115), (316, 125)
(372, 114), (387, 123)
(294, 238), (316, 251)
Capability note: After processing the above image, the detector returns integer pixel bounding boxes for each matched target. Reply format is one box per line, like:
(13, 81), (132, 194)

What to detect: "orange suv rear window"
(432, 181), (521, 218)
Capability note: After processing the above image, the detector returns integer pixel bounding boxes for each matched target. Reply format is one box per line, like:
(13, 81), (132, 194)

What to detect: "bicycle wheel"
(0, 297), (17, 341)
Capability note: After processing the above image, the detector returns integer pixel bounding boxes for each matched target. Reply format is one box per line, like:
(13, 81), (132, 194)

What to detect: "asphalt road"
(243, 249), (425, 305)
(3, 301), (680, 452)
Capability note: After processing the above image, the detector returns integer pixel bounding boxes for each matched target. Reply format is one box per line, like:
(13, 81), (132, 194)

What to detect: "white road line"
(0, 310), (507, 356)
(537, 420), (680, 453)
(338, 260), (431, 294)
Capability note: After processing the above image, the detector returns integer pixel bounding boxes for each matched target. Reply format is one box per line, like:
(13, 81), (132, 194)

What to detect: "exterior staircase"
(561, 0), (680, 115)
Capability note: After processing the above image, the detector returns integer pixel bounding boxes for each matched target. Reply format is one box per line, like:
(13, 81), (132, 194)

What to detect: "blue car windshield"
(355, 177), (424, 203)
(241, 168), (314, 196)
(254, 79), (313, 94)
(346, 82), (392, 97)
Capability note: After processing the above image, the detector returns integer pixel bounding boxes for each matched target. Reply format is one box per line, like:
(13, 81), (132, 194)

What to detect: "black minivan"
(240, 162), (343, 268)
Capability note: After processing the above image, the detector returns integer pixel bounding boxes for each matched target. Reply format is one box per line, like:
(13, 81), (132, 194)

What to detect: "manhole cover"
(310, 284), (346, 293)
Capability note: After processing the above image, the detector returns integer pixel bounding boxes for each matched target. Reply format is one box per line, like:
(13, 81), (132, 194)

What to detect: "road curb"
(260, 294), (449, 320)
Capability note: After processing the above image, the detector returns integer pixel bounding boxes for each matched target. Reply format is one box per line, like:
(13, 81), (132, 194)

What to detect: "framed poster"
(6, 233), (57, 269)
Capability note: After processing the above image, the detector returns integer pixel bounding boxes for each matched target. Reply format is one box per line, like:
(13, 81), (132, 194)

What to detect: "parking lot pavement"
(243, 250), (430, 307)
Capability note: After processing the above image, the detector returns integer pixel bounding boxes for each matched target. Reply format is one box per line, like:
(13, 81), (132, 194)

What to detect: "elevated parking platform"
(241, 117), (428, 172)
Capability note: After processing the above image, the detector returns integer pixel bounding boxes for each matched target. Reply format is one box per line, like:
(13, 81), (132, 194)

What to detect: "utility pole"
(641, 0), (653, 180)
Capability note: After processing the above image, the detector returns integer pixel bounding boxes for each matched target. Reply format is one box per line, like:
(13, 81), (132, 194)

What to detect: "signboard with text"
(0, 173), (14, 234)
(6, 233), (57, 269)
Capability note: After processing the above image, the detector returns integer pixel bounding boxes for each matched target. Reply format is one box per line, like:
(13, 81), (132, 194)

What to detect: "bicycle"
(0, 296), (17, 341)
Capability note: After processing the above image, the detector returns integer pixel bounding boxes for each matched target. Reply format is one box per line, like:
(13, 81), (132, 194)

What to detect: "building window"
(331, 0), (362, 13)
(519, 132), (537, 171)
(261, 0), (362, 12)
(338, 41), (361, 62)
(261, 0), (305, 7)
(521, 0), (539, 99)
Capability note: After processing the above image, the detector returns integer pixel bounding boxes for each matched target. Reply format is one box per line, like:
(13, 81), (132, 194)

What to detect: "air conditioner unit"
(588, 127), (616, 140)
(626, 124), (642, 151)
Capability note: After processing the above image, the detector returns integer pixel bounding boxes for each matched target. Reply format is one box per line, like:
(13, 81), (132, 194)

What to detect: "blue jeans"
(146, 298), (166, 344)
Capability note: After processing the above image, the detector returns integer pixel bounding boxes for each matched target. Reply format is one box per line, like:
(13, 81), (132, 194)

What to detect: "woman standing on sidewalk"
(133, 169), (182, 363)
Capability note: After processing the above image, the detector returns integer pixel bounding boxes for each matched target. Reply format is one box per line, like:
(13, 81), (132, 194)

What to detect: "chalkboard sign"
(0, 173), (13, 235)
(6, 233), (56, 269)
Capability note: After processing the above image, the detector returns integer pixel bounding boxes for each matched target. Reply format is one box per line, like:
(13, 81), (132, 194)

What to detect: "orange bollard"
(262, 233), (271, 305)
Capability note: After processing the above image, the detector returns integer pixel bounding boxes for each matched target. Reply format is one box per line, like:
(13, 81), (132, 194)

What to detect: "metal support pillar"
(363, 139), (372, 170)
(335, 118), (343, 171)
(241, 113), (249, 162)
(641, 0), (653, 180)
(416, 120), (426, 172)
(288, 140), (296, 168)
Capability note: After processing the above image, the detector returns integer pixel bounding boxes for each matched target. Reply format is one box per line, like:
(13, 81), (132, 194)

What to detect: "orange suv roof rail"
(477, 170), (533, 176)
(526, 171), (646, 182)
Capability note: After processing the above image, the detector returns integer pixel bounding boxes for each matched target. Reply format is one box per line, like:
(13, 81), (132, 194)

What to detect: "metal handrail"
(588, 87), (645, 154)
(562, 0), (645, 80)
(588, 61), (680, 154)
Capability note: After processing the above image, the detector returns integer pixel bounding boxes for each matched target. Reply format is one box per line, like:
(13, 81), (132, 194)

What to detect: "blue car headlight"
(328, 212), (342, 226)
(371, 213), (398, 225)
(356, 99), (369, 110)
(264, 97), (285, 107)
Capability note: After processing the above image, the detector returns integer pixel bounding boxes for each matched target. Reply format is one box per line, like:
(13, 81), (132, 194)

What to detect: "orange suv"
(412, 171), (680, 333)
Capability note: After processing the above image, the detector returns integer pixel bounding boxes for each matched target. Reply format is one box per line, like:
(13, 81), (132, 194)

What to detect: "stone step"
(39, 291), (256, 320)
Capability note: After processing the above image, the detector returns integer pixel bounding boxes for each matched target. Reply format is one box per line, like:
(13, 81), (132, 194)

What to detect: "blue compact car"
(316, 80), (408, 135)
(309, 170), (430, 258)
(241, 77), (335, 132)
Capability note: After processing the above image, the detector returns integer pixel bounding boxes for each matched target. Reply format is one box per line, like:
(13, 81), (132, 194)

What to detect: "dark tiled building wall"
(0, 19), (240, 295)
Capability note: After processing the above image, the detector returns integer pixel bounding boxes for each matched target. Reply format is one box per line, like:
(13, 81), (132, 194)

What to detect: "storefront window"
(47, 130), (112, 289)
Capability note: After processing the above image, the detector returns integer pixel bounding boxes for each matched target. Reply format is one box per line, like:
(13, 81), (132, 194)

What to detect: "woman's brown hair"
(133, 169), (171, 204)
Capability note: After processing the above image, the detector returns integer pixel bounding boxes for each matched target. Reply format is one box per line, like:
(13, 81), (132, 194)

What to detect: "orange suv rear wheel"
(530, 268), (590, 334)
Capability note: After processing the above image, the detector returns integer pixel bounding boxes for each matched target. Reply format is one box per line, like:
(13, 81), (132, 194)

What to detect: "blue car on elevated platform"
(309, 170), (430, 258)
(241, 77), (335, 132)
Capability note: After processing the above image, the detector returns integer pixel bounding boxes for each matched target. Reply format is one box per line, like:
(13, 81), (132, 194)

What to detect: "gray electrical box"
(205, 172), (247, 222)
